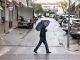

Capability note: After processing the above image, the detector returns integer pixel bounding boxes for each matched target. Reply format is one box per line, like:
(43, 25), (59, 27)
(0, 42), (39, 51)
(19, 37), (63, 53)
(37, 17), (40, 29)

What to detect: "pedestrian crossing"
(0, 54), (80, 60)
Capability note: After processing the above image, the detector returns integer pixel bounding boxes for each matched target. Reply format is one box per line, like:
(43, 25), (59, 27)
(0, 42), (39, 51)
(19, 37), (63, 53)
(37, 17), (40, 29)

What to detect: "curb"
(0, 27), (16, 54)
(1, 27), (17, 36)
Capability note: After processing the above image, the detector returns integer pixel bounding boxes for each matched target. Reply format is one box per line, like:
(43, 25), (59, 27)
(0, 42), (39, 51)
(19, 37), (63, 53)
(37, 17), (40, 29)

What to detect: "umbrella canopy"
(36, 20), (50, 31)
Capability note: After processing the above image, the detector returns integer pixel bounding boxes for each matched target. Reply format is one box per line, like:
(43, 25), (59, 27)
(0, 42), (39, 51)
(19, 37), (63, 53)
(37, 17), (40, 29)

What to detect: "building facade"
(75, 0), (80, 18)
(0, 0), (33, 35)
(69, 0), (80, 18)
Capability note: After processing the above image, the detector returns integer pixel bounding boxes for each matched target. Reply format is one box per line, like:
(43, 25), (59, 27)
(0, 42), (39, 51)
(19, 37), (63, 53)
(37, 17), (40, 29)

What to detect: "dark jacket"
(40, 25), (46, 38)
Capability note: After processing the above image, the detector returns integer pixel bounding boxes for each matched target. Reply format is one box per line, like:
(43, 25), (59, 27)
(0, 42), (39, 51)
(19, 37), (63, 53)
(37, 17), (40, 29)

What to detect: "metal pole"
(67, 0), (71, 48)
(4, 0), (7, 33)
(16, 6), (18, 21)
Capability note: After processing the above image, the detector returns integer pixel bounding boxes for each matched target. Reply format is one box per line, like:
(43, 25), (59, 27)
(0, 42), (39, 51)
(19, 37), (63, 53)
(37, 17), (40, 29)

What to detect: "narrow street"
(0, 19), (80, 60)
(3, 28), (63, 47)
(0, 0), (80, 59)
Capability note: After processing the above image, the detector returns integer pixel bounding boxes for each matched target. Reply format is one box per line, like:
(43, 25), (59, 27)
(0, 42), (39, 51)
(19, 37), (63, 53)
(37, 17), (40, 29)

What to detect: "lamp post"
(67, 0), (71, 48)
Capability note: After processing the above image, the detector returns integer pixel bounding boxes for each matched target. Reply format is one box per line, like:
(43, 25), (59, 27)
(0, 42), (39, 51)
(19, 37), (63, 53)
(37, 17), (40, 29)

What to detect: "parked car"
(18, 16), (33, 28)
(58, 15), (65, 26)
(62, 18), (68, 33)
(34, 16), (38, 23)
(49, 14), (55, 18)
(62, 18), (77, 33)
(62, 15), (77, 19)
(54, 15), (59, 21)
(17, 7), (34, 29)
(70, 19), (80, 39)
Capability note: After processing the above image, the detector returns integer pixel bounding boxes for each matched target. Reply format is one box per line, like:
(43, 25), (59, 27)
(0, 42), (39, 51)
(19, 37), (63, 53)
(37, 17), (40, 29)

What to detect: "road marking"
(20, 29), (32, 39)
(0, 54), (80, 59)
(0, 47), (11, 56)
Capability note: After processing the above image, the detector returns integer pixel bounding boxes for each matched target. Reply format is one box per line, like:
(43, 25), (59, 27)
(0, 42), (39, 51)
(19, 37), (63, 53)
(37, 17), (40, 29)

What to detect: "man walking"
(34, 22), (51, 53)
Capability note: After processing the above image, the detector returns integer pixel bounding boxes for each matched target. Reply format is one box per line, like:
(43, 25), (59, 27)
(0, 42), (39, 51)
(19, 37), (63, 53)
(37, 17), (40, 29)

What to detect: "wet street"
(0, 0), (80, 59)
(0, 18), (80, 60)
(3, 28), (63, 47)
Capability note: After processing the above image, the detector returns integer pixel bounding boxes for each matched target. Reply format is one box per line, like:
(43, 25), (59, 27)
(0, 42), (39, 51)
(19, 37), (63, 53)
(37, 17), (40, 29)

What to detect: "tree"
(32, 3), (43, 14)
(59, 1), (67, 14)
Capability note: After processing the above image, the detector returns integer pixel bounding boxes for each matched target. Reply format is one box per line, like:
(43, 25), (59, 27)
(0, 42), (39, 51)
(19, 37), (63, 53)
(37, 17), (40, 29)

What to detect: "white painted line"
(0, 47), (11, 56)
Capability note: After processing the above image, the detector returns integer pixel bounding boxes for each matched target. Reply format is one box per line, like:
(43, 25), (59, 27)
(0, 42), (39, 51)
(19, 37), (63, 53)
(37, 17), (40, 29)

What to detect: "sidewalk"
(0, 20), (17, 45)
(0, 20), (17, 57)
(0, 22), (5, 34)
(0, 20), (17, 35)
(0, 18), (80, 60)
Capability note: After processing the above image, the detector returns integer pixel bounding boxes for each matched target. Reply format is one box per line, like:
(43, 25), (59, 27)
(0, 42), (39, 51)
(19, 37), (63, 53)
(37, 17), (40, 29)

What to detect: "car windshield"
(59, 16), (64, 19)
(73, 20), (80, 23)
(66, 15), (77, 18)
(73, 20), (80, 22)
(66, 16), (72, 18)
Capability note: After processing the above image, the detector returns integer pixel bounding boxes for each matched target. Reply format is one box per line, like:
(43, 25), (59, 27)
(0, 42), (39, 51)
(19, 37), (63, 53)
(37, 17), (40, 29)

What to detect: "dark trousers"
(34, 37), (49, 52)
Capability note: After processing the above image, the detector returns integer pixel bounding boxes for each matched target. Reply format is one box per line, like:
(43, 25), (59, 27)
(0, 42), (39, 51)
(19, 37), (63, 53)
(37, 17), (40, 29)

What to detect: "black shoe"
(46, 52), (51, 53)
(34, 50), (37, 53)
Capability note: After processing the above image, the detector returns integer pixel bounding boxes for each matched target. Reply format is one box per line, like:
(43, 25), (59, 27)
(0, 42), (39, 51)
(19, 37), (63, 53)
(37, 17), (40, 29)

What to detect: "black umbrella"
(36, 20), (50, 31)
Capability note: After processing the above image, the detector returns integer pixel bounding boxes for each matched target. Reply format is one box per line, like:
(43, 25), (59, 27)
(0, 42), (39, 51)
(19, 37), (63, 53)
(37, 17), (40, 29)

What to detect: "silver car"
(70, 19), (80, 39)
(62, 18), (77, 33)
(58, 16), (65, 26)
